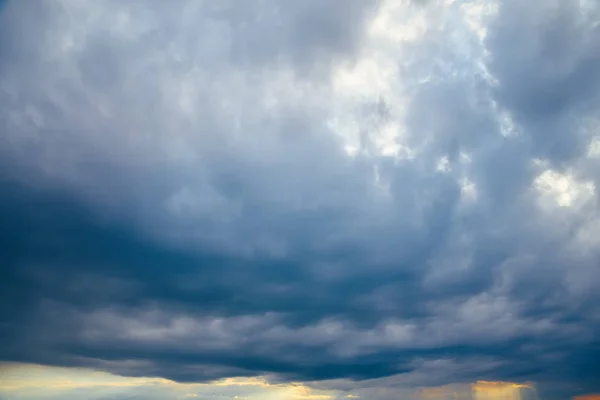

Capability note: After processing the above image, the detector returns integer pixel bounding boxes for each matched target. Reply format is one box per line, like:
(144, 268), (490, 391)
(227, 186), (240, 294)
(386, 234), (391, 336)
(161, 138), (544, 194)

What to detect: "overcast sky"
(1, 0), (600, 399)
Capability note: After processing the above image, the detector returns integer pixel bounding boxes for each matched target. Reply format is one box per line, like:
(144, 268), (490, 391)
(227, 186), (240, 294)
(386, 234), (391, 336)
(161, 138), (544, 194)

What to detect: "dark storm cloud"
(1, 0), (600, 398)
(485, 0), (600, 167)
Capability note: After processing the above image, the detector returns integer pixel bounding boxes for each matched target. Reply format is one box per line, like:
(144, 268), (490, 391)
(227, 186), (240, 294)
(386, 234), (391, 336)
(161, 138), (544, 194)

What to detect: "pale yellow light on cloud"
(472, 381), (536, 400)
(0, 363), (546, 400)
(0, 362), (174, 391)
(418, 380), (536, 400)
(0, 363), (336, 400)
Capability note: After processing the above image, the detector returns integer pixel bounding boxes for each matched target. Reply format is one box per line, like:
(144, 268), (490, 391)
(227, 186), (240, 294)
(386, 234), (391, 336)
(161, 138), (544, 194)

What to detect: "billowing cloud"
(1, 0), (600, 399)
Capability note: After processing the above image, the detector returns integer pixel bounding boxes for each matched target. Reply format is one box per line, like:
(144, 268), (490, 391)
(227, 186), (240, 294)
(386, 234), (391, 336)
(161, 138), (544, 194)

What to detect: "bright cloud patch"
(534, 169), (595, 208)
(0, 363), (337, 400)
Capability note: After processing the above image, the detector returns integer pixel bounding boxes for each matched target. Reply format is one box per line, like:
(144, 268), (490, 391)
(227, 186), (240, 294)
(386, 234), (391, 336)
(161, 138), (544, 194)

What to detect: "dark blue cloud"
(1, 0), (600, 398)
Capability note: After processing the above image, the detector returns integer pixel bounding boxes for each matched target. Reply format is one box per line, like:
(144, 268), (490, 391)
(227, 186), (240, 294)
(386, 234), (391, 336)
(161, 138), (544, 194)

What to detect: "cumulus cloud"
(1, 0), (600, 399)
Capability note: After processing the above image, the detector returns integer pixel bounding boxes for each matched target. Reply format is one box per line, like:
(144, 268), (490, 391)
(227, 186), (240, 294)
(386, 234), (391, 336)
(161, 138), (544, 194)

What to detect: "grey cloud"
(1, 0), (600, 398)
(486, 0), (600, 164)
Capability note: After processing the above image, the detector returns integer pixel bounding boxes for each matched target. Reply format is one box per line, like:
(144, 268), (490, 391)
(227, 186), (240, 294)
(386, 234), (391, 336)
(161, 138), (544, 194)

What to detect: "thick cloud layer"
(1, 0), (600, 399)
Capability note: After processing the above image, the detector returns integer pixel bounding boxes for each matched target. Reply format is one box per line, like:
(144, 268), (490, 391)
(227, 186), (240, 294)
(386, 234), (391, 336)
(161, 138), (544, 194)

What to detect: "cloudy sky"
(1, 0), (600, 399)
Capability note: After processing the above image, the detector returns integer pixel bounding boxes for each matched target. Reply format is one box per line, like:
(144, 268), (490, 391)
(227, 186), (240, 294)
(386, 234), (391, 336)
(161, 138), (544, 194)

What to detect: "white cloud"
(534, 169), (595, 208)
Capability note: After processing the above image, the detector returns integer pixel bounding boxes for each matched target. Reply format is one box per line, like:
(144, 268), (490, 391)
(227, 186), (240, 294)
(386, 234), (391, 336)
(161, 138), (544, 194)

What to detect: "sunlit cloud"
(418, 381), (538, 400)
(472, 381), (536, 400)
(0, 364), (544, 400)
(0, 363), (336, 400)
(573, 395), (600, 400)
(534, 169), (595, 208)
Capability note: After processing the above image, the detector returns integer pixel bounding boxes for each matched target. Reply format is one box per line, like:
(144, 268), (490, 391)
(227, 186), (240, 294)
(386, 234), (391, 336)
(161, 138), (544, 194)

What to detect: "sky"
(0, 0), (599, 399)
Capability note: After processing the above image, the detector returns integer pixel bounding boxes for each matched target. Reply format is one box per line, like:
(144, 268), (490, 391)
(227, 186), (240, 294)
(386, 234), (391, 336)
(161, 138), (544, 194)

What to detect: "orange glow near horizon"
(573, 395), (600, 400)
(420, 384), (471, 400)
(419, 380), (537, 400)
(472, 381), (535, 400)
